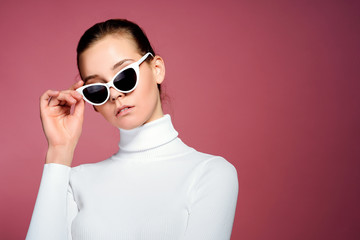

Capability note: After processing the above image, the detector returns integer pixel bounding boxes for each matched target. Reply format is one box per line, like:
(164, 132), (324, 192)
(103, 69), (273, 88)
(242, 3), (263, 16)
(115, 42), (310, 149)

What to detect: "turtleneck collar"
(118, 114), (178, 152)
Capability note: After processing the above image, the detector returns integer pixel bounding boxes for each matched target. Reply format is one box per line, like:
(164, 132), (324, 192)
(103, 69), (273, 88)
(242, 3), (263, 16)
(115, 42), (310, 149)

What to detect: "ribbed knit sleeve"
(184, 157), (239, 240)
(26, 163), (79, 240)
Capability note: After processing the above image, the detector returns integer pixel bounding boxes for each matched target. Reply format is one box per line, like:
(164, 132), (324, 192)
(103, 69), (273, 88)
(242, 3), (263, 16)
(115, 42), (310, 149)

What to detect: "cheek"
(95, 105), (113, 121)
(136, 74), (159, 106)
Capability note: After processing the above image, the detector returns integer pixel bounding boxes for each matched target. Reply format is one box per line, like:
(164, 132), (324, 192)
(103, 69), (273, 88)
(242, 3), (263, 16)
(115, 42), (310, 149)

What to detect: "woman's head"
(77, 19), (155, 76)
(76, 19), (165, 130)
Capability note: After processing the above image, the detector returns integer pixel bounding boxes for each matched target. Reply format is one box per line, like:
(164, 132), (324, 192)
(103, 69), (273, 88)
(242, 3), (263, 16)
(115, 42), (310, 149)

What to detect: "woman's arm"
(184, 157), (239, 240)
(26, 81), (85, 239)
(26, 164), (78, 240)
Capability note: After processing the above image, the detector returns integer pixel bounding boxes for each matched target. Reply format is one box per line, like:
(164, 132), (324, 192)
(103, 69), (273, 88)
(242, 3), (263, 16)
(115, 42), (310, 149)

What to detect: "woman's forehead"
(79, 35), (140, 76)
(84, 35), (138, 59)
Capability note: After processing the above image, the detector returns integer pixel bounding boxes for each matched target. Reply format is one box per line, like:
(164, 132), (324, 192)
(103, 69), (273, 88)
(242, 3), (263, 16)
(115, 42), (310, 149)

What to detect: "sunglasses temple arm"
(137, 52), (154, 65)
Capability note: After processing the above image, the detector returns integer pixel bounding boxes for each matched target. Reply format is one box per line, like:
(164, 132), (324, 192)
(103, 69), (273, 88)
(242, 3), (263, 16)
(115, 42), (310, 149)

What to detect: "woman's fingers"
(40, 90), (60, 109)
(70, 90), (83, 101)
(48, 91), (72, 107)
(73, 96), (85, 119)
(69, 80), (84, 90)
(41, 81), (84, 108)
(40, 82), (85, 118)
(45, 90), (82, 107)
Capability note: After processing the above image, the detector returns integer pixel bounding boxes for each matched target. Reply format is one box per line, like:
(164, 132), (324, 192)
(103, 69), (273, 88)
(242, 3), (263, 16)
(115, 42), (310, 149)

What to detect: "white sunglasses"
(76, 52), (153, 105)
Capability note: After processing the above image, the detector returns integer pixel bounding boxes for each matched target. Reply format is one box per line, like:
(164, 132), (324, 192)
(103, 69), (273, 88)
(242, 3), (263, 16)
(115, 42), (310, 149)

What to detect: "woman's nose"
(109, 87), (125, 102)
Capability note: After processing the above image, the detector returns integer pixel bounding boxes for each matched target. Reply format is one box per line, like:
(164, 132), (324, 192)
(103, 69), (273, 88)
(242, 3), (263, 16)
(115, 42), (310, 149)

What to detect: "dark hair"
(76, 19), (161, 93)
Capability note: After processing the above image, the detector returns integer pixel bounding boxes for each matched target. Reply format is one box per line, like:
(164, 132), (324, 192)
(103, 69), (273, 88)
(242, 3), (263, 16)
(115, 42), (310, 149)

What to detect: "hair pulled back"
(76, 19), (160, 92)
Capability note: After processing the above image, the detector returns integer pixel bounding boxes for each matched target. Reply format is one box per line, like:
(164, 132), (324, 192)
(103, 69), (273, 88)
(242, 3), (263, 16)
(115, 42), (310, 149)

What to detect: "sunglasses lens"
(83, 85), (108, 104)
(113, 68), (137, 91)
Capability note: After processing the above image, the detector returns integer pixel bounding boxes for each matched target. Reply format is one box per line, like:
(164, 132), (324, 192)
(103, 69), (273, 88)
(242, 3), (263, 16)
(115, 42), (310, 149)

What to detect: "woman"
(26, 19), (238, 240)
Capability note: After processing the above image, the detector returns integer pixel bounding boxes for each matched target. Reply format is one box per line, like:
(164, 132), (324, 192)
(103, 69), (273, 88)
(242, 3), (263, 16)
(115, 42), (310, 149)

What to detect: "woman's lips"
(116, 106), (134, 117)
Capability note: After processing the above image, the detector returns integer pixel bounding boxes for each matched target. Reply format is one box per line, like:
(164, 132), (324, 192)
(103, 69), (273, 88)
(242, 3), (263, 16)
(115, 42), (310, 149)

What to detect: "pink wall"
(0, 0), (359, 239)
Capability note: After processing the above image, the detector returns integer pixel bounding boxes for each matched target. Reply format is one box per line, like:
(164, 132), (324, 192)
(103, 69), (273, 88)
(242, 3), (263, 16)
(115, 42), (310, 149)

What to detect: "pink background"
(0, 0), (359, 239)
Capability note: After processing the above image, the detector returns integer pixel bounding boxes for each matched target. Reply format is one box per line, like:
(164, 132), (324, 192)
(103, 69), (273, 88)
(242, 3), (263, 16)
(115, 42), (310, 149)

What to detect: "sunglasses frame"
(76, 52), (154, 106)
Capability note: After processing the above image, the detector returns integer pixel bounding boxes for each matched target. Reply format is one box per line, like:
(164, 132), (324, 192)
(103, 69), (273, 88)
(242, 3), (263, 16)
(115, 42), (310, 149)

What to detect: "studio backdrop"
(0, 0), (359, 239)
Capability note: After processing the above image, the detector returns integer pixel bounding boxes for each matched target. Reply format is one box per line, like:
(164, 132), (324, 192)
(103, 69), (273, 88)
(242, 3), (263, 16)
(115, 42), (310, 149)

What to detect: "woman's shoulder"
(188, 149), (238, 180)
(70, 157), (113, 177)
(186, 151), (238, 201)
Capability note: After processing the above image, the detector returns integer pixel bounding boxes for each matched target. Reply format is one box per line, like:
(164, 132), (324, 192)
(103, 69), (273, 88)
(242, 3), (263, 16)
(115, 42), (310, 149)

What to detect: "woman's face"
(78, 34), (165, 130)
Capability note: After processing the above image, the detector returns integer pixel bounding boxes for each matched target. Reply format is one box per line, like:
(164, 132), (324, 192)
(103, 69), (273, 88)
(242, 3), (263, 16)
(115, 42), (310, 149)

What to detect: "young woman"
(26, 19), (238, 240)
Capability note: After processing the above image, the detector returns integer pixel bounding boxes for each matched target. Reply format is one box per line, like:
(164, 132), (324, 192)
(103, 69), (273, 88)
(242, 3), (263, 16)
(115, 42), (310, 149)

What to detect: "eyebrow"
(112, 58), (133, 70)
(83, 58), (134, 83)
(83, 74), (99, 83)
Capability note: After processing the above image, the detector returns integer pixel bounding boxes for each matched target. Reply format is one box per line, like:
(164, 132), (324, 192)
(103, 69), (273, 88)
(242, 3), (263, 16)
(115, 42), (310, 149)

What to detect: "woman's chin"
(113, 116), (141, 130)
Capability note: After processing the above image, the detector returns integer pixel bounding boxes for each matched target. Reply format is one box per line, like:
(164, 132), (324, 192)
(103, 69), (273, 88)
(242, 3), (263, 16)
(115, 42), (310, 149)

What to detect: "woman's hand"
(40, 80), (85, 166)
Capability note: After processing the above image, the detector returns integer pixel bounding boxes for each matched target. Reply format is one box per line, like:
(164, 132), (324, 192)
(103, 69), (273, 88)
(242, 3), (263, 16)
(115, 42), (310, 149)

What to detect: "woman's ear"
(152, 56), (165, 84)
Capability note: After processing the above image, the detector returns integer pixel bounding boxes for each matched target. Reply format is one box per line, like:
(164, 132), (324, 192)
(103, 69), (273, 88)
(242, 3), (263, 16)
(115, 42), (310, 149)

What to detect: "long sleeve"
(26, 163), (79, 240)
(184, 157), (239, 240)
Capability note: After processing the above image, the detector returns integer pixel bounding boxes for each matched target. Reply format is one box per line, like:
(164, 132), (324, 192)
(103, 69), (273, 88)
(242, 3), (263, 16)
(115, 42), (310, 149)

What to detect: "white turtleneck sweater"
(26, 115), (238, 240)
